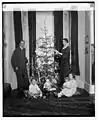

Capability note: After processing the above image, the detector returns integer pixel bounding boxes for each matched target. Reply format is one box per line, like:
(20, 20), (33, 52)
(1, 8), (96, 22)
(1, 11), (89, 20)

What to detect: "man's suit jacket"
(11, 47), (28, 72)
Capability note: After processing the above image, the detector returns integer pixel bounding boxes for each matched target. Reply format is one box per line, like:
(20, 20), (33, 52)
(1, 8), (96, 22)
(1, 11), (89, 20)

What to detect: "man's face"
(63, 40), (67, 46)
(20, 41), (25, 48)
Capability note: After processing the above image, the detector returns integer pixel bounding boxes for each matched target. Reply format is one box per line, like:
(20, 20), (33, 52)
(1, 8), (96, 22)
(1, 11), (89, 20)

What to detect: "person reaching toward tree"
(54, 38), (70, 87)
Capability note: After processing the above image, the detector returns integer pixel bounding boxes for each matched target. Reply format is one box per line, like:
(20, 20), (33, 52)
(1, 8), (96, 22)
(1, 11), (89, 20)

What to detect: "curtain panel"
(13, 11), (23, 48)
(28, 11), (36, 77)
(71, 11), (80, 75)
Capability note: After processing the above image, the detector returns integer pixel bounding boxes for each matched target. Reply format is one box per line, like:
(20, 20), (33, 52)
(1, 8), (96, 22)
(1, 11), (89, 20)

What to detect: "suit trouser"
(16, 68), (29, 94)
(60, 65), (70, 86)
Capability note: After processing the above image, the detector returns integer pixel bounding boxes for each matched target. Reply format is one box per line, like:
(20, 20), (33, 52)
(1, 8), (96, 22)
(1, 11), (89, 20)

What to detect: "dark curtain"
(54, 11), (63, 83)
(71, 11), (80, 75)
(2, 11), (4, 87)
(28, 11), (36, 76)
(13, 11), (23, 48)
(54, 11), (63, 52)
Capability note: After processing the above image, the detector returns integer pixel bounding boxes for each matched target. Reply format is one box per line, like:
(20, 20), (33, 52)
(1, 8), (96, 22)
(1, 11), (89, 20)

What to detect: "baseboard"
(89, 85), (95, 94)
(76, 79), (95, 94)
(84, 82), (95, 94)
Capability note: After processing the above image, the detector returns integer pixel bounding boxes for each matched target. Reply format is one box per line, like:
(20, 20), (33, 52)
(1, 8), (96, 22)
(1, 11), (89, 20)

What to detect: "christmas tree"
(35, 20), (59, 84)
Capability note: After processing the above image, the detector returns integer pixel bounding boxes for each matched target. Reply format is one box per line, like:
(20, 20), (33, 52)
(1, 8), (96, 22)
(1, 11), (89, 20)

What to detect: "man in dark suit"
(11, 40), (29, 97)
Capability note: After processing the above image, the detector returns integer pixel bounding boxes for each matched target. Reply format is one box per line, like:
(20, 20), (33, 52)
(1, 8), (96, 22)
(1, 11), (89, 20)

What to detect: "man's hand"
(54, 49), (62, 55)
(26, 63), (29, 66)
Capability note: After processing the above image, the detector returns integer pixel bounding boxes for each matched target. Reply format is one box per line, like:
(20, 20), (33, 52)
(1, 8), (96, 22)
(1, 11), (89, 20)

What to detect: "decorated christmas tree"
(35, 20), (59, 83)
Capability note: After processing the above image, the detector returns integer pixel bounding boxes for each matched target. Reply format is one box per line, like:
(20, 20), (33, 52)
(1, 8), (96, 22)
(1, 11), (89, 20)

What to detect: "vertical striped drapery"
(13, 11), (23, 48)
(13, 10), (36, 77)
(71, 11), (80, 75)
(28, 11), (36, 77)
(54, 11), (63, 52)
(2, 11), (4, 87)
(54, 11), (63, 83)
(3, 11), (30, 89)
(3, 10), (36, 89)
(21, 11), (29, 61)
